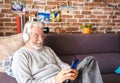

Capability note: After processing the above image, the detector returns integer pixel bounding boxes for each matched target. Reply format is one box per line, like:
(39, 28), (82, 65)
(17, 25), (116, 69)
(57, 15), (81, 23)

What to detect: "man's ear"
(22, 33), (30, 42)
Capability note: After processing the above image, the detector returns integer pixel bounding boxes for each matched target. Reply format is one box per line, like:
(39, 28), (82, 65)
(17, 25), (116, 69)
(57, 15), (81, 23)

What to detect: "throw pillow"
(0, 33), (24, 61)
(0, 54), (13, 77)
(0, 33), (24, 75)
(115, 66), (120, 75)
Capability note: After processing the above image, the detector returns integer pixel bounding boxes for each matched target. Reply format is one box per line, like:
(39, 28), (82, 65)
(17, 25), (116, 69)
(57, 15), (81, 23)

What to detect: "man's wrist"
(54, 76), (58, 83)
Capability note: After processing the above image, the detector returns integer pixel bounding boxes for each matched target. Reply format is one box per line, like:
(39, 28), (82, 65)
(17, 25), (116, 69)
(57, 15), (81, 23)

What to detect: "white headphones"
(23, 33), (30, 42)
(22, 21), (32, 42)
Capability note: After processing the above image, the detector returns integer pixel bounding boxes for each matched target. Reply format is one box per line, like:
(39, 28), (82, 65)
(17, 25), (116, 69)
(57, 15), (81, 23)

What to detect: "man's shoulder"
(14, 46), (26, 53)
(13, 46), (28, 57)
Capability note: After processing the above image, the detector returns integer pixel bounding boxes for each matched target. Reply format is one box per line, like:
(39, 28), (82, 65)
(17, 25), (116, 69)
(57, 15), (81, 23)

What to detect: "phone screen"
(70, 58), (79, 69)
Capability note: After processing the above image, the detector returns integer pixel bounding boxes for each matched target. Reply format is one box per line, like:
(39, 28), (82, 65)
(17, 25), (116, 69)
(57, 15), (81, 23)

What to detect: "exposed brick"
(74, 11), (80, 14)
(47, 1), (59, 5)
(107, 23), (116, 26)
(67, 19), (77, 23)
(74, 15), (84, 18)
(4, 4), (11, 8)
(0, 4), (7, 8)
(70, 0), (83, 1)
(105, 0), (114, 2)
(109, 16), (117, 19)
(0, 33), (4, 36)
(46, 23), (60, 27)
(113, 20), (120, 22)
(61, 15), (73, 18)
(115, 12), (120, 15)
(85, 3), (96, 7)
(90, 19), (101, 23)
(103, 8), (112, 11)
(55, 0), (67, 1)
(82, 11), (91, 15)
(73, 2), (84, 6)
(97, 16), (107, 19)
(97, 3), (106, 7)
(5, 32), (17, 36)
(45, 5), (56, 10)
(0, 18), (11, 22)
(0, 14), (4, 17)
(92, 11), (102, 14)
(116, 24), (120, 26)
(85, 15), (96, 18)
(0, 23), (3, 26)
(60, 19), (66, 22)
(79, 19), (89, 22)
(6, 13), (18, 17)
(118, 4), (120, 7)
(12, 18), (18, 22)
(4, 27), (16, 32)
(5, 23), (16, 26)
(1, 9), (13, 13)
(5, 0), (11, 3)
(0, 27), (5, 34)
(102, 20), (111, 23)
(103, 11), (114, 15)
(0, 0), (119, 35)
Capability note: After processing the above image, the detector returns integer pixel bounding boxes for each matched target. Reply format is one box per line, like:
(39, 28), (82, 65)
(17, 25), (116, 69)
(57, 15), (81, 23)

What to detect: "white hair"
(23, 21), (44, 34)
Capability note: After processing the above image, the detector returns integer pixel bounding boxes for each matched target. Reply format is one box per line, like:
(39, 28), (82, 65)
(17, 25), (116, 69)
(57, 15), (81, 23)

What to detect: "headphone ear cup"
(23, 33), (29, 42)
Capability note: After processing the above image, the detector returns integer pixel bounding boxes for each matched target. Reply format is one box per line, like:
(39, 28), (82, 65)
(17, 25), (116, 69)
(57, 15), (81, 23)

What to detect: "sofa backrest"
(44, 33), (120, 74)
(44, 33), (120, 56)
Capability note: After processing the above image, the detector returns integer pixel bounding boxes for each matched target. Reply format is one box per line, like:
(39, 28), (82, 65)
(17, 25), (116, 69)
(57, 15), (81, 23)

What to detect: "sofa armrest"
(0, 72), (17, 83)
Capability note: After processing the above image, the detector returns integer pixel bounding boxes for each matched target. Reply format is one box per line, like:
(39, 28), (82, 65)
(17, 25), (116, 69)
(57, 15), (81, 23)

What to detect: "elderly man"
(12, 21), (103, 83)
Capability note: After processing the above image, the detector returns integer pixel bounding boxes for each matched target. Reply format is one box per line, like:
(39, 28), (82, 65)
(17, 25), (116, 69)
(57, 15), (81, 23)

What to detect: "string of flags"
(11, 0), (75, 33)
(11, 0), (75, 22)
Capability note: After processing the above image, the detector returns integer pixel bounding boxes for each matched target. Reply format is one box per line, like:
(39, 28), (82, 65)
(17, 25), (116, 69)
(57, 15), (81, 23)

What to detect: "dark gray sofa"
(0, 33), (120, 83)
(44, 33), (120, 83)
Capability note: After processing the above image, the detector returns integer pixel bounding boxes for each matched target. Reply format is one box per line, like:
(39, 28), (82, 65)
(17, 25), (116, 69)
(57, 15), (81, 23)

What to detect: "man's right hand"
(54, 69), (78, 83)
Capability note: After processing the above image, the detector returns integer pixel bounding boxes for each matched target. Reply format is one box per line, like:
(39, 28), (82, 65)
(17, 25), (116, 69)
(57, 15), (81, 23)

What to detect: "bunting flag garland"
(11, 1), (26, 11)
(37, 10), (50, 23)
(51, 10), (60, 22)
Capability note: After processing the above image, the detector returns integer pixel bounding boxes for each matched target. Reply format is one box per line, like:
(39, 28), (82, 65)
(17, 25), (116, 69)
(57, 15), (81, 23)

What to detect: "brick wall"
(0, 0), (120, 36)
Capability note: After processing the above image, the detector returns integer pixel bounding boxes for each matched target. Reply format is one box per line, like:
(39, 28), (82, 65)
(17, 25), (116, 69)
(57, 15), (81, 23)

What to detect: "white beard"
(30, 41), (43, 50)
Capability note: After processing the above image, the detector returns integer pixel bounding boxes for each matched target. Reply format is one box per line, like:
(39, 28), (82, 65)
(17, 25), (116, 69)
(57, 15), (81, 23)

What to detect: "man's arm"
(47, 47), (78, 83)
(47, 47), (70, 69)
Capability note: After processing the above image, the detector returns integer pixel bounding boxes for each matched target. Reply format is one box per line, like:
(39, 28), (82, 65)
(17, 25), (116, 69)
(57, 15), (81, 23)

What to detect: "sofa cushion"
(102, 73), (120, 83)
(58, 53), (120, 74)
(0, 72), (17, 83)
(0, 34), (24, 72)
(0, 33), (24, 61)
(75, 53), (120, 74)
(0, 54), (13, 77)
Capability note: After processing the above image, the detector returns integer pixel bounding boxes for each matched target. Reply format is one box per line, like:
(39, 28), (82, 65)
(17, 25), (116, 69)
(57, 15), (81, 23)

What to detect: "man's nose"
(37, 36), (43, 43)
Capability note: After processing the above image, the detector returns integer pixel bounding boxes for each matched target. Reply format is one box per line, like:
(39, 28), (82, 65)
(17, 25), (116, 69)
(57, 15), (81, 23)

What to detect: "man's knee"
(86, 56), (95, 60)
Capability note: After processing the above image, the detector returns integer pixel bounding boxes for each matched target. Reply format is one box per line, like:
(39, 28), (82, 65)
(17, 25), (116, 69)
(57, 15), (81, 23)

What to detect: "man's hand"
(54, 69), (78, 83)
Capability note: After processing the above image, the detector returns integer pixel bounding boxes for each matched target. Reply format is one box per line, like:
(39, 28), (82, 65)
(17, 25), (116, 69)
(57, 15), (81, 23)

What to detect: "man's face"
(29, 25), (44, 50)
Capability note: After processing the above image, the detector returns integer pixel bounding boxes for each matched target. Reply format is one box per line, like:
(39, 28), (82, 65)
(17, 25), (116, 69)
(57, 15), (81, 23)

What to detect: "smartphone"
(70, 58), (79, 69)
(64, 58), (80, 83)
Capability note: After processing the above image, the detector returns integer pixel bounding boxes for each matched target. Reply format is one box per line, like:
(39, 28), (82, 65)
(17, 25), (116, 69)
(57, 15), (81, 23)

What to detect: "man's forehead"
(31, 27), (44, 34)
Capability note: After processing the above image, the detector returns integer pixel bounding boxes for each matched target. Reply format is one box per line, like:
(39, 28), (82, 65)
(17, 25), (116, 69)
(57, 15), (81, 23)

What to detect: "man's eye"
(35, 34), (39, 37)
